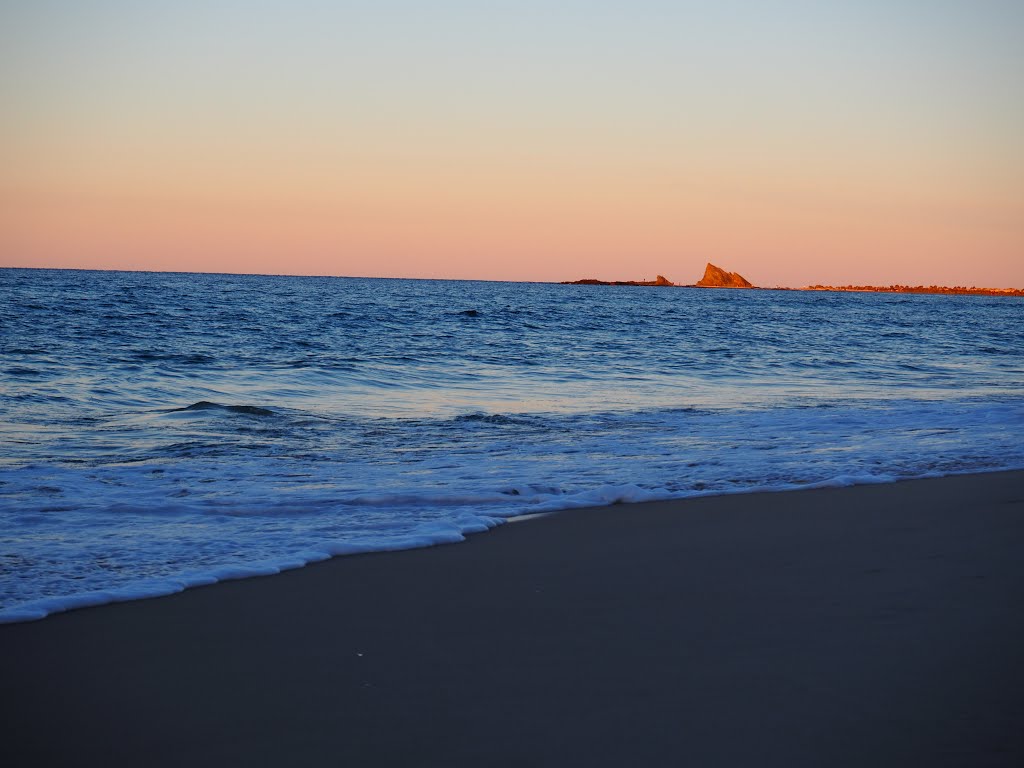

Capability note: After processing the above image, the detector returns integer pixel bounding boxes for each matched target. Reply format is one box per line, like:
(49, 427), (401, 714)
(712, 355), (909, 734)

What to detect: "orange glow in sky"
(2, 2), (1022, 287)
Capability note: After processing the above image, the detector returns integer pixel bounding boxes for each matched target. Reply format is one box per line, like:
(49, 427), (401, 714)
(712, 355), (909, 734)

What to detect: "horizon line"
(3, 264), (1022, 292)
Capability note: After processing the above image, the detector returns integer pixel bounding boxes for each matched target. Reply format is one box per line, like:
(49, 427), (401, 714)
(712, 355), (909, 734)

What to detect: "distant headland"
(561, 263), (753, 288)
(561, 262), (1022, 297)
(800, 284), (1024, 298)
(562, 274), (677, 287)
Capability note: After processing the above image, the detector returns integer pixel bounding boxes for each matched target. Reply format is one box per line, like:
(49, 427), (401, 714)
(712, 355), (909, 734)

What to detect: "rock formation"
(561, 275), (676, 286)
(695, 263), (753, 288)
(560, 266), (756, 289)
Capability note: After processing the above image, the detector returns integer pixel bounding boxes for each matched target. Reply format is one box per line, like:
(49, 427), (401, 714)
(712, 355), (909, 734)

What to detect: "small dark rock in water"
(171, 401), (275, 416)
(459, 309), (480, 317)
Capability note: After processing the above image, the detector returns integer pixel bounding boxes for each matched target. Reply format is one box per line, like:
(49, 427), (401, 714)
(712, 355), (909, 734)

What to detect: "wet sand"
(2, 470), (1023, 767)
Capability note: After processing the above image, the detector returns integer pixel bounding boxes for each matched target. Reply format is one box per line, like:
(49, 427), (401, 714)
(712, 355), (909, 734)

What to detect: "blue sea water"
(2, 268), (1023, 622)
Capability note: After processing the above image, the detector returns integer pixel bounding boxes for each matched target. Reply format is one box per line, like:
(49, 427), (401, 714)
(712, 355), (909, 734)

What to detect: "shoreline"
(4, 465), (1022, 625)
(3, 469), (1023, 766)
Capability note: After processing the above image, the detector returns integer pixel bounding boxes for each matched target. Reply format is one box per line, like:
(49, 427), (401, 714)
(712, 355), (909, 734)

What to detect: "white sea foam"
(2, 396), (1023, 623)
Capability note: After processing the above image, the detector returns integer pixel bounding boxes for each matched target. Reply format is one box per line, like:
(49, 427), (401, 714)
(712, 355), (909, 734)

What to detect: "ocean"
(2, 268), (1022, 622)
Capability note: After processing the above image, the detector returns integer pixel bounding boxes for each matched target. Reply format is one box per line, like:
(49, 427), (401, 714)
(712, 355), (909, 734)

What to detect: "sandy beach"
(2, 470), (1023, 767)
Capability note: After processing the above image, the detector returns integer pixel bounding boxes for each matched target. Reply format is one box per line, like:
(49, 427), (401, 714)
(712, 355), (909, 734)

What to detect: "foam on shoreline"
(4, 465), (1021, 624)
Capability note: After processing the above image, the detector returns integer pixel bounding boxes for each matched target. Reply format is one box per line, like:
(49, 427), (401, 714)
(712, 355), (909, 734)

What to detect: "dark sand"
(2, 471), (1023, 767)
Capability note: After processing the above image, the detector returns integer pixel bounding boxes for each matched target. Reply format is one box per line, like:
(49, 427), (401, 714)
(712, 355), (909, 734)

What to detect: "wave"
(164, 401), (276, 416)
(454, 412), (538, 426)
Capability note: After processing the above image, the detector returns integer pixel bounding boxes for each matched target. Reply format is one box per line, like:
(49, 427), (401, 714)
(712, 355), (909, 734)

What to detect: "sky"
(1, 0), (1022, 286)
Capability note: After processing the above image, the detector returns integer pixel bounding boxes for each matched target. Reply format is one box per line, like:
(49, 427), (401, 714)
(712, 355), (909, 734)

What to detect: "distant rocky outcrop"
(695, 263), (753, 288)
(558, 264), (1020, 296)
(560, 266), (756, 289)
(561, 275), (676, 287)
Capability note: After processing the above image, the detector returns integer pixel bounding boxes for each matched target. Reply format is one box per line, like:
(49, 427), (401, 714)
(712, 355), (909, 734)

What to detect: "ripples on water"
(1, 268), (1022, 620)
